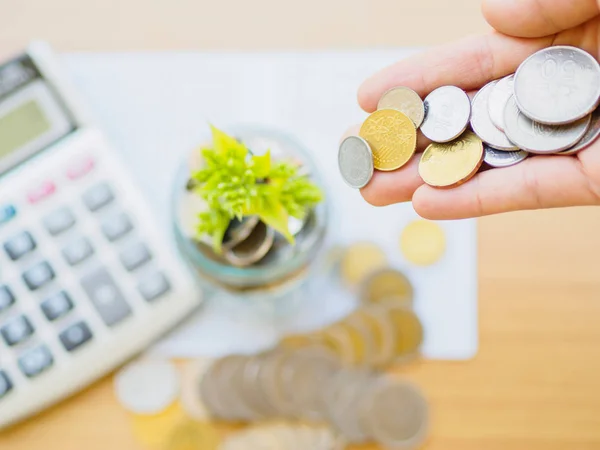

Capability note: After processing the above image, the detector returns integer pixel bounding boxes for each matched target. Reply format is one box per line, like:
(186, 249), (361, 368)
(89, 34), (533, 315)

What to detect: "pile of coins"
(339, 45), (600, 189)
(198, 347), (429, 448)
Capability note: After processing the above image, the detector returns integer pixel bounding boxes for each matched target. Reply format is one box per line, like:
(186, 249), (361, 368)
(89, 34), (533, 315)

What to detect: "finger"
(360, 155), (423, 206)
(358, 32), (553, 113)
(411, 156), (600, 220)
(482, 0), (599, 38)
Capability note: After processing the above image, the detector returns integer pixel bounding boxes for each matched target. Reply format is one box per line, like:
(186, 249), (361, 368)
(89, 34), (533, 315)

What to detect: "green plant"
(190, 126), (324, 253)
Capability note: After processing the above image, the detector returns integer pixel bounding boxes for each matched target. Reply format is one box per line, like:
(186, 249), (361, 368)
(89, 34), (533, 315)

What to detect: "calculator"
(0, 42), (201, 429)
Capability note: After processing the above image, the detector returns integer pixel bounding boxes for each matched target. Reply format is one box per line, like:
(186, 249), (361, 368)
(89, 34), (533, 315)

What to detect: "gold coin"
(163, 420), (220, 450)
(130, 402), (187, 448)
(361, 267), (413, 306)
(346, 308), (394, 368)
(321, 326), (355, 363)
(418, 130), (484, 187)
(340, 242), (388, 287)
(377, 86), (425, 128)
(386, 306), (424, 359)
(337, 318), (374, 366)
(400, 220), (446, 266)
(359, 109), (417, 171)
(280, 334), (320, 349)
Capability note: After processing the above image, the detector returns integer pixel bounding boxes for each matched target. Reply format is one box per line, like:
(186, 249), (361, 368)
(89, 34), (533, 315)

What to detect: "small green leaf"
(251, 150), (271, 179)
(257, 198), (294, 244)
(210, 125), (248, 160)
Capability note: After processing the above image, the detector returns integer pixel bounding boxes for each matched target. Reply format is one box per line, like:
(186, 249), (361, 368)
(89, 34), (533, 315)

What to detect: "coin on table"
(360, 267), (413, 306)
(514, 45), (600, 125)
(420, 85), (471, 143)
(386, 305), (424, 360)
(114, 359), (180, 415)
(223, 220), (275, 267)
(561, 106), (600, 155)
(338, 317), (376, 367)
(359, 109), (417, 171)
(163, 420), (220, 450)
(483, 145), (529, 168)
(353, 306), (397, 368)
(130, 402), (186, 448)
(400, 219), (446, 267)
(470, 80), (519, 151)
(358, 376), (430, 450)
(179, 358), (214, 421)
(488, 74), (515, 131)
(200, 356), (250, 421)
(338, 136), (374, 189)
(377, 86), (426, 128)
(340, 241), (388, 287)
(419, 130), (484, 188)
(324, 368), (374, 444)
(256, 349), (302, 418)
(216, 355), (261, 421)
(320, 326), (356, 365)
(503, 95), (591, 154)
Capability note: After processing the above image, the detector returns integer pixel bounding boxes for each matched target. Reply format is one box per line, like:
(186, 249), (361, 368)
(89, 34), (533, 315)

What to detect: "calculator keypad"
(43, 207), (76, 236)
(138, 272), (171, 302)
(101, 213), (133, 242)
(22, 262), (55, 291)
(1, 316), (34, 347)
(0, 371), (12, 399)
(59, 322), (93, 352)
(4, 231), (36, 261)
(83, 182), (114, 212)
(0, 286), (15, 313)
(120, 243), (152, 272)
(18, 346), (54, 378)
(41, 291), (74, 322)
(81, 267), (132, 327)
(62, 237), (94, 266)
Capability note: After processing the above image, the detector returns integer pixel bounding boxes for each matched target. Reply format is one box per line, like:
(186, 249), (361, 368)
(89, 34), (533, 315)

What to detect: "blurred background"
(1, 1), (600, 450)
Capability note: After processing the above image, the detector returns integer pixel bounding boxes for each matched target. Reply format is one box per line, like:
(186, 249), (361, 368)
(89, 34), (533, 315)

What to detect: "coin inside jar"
(377, 86), (425, 128)
(223, 220), (275, 267)
(359, 109), (417, 171)
(418, 130), (484, 188)
(420, 85), (471, 143)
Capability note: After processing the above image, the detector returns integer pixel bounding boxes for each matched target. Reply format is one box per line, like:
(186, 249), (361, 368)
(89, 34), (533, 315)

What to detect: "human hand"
(347, 0), (600, 220)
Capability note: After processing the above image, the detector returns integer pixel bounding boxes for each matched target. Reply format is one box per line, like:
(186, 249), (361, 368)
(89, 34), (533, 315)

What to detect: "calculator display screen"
(0, 99), (51, 158)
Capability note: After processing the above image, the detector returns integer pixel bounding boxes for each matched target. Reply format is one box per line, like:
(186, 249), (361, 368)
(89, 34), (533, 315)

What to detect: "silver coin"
(488, 74), (514, 132)
(483, 145), (529, 168)
(338, 136), (374, 189)
(222, 215), (260, 251)
(420, 86), (471, 143)
(377, 86), (425, 128)
(503, 96), (591, 154)
(358, 376), (430, 450)
(561, 106), (600, 155)
(514, 46), (600, 125)
(470, 81), (519, 151)
(223, 221), (275, 267)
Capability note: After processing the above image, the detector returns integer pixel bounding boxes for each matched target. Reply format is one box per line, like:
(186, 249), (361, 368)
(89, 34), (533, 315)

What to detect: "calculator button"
(81, 268), (132, 327)
(0, 371), (12, 399)
(59, 321), (93, 352)
(67, 156), (95, 180)
(120, 243), (152, 271)
(23, 262), (55, 291)
(0, 286), (15, 313)
(18, 345), (53, 378)
(83, 182), (114, 212)
(41, 291), (74, 321)
(27, 181), (56, 204)
(62, 237), (94, 266)
(43, 207), (76, 236)
(138, 272), (171, 302)
(1, 315), (34, 346)
(4, 231), (36, 261)
(101, 213), (133, 242)
(0, 204), (16, 226)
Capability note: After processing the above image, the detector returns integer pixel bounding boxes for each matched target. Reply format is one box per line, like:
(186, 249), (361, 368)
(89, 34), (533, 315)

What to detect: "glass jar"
(170, 124), (332, 320)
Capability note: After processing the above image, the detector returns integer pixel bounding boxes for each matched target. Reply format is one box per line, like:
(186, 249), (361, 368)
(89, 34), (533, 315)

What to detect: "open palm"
(348, 0), (600, 219)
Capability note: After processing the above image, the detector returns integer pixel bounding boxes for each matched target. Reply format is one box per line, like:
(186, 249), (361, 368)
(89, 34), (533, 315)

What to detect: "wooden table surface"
(2, 1), (600, 449)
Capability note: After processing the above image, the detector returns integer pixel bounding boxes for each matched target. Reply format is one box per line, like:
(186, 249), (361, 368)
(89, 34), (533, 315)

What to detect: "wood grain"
(2, 1), (600, 449)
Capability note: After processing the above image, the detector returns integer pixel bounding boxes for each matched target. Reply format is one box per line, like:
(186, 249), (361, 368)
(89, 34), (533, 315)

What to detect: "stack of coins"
(339, 45), (600, 189)
(281, 267), (423, 368)
(196, 347), (429, 448)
